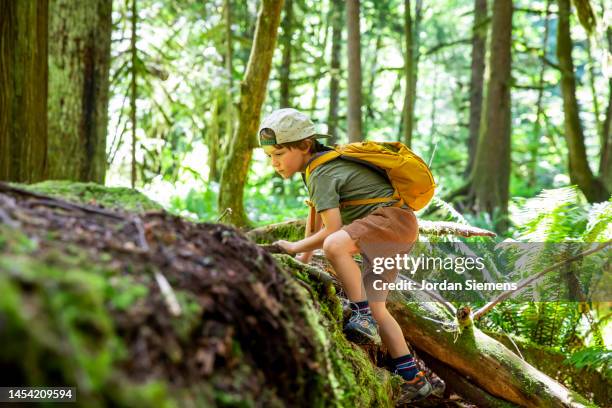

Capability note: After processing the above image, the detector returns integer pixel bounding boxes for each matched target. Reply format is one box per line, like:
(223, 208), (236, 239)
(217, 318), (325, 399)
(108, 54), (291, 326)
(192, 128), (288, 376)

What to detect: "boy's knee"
(323, 230), (359, 258)
(322, 235), (341, 257)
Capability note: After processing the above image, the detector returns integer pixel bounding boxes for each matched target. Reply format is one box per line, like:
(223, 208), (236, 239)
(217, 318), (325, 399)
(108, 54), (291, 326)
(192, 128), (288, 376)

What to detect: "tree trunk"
(130, 0), (138, 189)
(327, 0), (343, 144)
(465, 0), (488, 176)
(279, 0), (293, 108)
(401, 0), (414, 147)
(364, 34), (382, 127)
(400, 0), (422, 148)
(346, 0), (362, 142)
(411, 0), (422, 137)
(556, 0), (608, 202)
(527, 0), (552, 187)
(47, 0), (112, 184)
(218, 0), (284, 226)
(0, 0), (48, 183)
(224, 0), (234, 155)
(208, 97), (220, 182)
(468, 0), (512, 233)
(599, 26), (612, 192)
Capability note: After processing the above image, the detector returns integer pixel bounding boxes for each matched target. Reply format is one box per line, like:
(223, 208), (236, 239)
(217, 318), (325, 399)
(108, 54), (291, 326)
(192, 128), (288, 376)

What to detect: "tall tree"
(279, 0), (294, 108)
(224, 0), (234, 156)
(465, 0), (488, 176)
(346, 0), (362, 142)
(47, 0), (112, 184)
(600, 25), (612, 191)
(401, 0), (413, 147)
(327, 0), (343, 144)
(130, 0), (138, 188)
(218, 0), (284, 226)
(527, 0), (552, 187)
(400, 0), (422, 148)
(0, 0), (48, 183)
(556, 0), (608, 202)
(468, 0), (513, 233)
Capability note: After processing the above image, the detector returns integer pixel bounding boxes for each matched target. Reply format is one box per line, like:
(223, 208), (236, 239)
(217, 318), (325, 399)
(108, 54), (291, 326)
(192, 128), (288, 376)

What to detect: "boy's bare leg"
(323, 230), (410, 356)
(370, 300), (410, 358)
(322, 230), (365, 301)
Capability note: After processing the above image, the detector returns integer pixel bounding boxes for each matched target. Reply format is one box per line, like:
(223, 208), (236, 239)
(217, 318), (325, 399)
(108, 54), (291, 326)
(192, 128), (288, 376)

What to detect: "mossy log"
(246, 219), (496, 244)
(486, 332), (610, 407)
(385, 292), (592, 407)
(0, 182), (403, 407)
(272, 253), (593, 407)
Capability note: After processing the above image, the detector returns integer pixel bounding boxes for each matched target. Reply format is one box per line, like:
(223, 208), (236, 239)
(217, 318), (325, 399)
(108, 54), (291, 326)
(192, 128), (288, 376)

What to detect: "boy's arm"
(275, 208), (342, 254)
(296, 210), (323, 263)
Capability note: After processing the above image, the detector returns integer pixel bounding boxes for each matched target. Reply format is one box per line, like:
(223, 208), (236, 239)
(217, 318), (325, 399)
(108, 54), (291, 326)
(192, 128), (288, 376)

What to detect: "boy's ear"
(301, 139), (314, 152)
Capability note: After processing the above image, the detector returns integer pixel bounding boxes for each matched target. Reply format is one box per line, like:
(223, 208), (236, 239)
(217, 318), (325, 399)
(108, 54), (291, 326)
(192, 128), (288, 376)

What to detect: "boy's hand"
(296, 252), (313, 264)
(274, 240), (297, 255)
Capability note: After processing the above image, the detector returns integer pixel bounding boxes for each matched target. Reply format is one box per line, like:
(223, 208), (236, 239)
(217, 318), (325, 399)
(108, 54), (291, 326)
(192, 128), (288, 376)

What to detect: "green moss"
(246, 220), (305, 244)
(170, 290), (205, 341)
(19, 180), (163, 212)
(272, 254), (399, 407)
(0, 228), (177, 407)
(106, 275), (150, 311)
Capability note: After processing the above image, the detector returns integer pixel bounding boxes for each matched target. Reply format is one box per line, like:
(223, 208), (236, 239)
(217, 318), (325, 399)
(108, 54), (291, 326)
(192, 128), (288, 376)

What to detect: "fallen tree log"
(0, 182), (403, 407)
(487, 332), (611, 407)
(246, 218), (496, 244)
(278, 254), (593, 407)
(386, 293), (591, 407)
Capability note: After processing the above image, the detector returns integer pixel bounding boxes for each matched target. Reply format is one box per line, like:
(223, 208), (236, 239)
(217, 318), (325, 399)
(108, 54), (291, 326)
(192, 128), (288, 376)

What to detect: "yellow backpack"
(304, 141), (435, 230)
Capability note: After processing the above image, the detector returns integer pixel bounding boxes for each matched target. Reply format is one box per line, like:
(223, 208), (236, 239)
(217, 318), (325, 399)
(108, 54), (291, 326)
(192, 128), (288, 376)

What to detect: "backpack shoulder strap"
(305, 150), (341, 183)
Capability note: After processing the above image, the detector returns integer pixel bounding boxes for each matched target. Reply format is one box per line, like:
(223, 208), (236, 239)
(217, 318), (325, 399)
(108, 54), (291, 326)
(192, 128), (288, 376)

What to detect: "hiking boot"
(343, 312), (381, 345)
(398, 371), (433, 402)
(429, 375), (446, 398)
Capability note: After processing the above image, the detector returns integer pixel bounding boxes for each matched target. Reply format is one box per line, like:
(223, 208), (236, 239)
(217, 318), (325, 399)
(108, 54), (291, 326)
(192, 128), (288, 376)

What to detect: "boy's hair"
(260, 128), (326, 153)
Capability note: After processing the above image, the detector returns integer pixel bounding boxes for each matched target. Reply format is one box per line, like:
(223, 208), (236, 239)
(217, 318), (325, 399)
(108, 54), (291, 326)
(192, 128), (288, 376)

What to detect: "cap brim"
(313, 133), (331, 139)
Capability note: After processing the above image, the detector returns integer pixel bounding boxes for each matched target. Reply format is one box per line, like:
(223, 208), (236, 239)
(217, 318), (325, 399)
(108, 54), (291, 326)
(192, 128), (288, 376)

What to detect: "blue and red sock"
(349, 300), (371, 316)
(392, 354), (419, 381)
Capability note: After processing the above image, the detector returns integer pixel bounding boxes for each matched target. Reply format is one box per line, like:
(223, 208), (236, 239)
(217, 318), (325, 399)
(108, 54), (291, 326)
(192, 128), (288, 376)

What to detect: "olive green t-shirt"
(306, 157), (399, 225)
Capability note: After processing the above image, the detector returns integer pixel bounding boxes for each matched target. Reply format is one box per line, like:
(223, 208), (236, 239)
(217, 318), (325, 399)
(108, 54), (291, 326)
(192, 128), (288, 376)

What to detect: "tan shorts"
(342, 206), (418, 301)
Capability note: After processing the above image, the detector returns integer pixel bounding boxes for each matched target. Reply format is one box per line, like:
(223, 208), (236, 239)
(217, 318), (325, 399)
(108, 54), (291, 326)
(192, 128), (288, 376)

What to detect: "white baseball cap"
(259, 108), (330, 146)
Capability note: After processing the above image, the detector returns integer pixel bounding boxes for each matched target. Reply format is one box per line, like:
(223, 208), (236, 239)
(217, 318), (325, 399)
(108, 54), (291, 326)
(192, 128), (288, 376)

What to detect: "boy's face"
(263, 145), (310, 179)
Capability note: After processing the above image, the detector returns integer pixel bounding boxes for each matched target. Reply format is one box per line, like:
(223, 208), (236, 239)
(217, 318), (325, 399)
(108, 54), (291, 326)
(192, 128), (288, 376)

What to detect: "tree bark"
(0, 0), (48, 183)
(556, 0), (608, 202)
(130, 0), (138, 188)
(400, 0), (422, 148)
(468, 0), (513, 233)
(599, 26), (612, 192)
(465, 0), (488, 176)
(401, 0), (414, 147)
(364, 34), (382, 126)
(47, 0), (112, 184)
(346, 0), (363, 142)
(327, 0), (343, 144)
(208, 97), (220, 182)
(218, 0), (284, 226)
(224, 0), (234, 154)
(279, 0), (293, 108)
(527, 0), (551, 187)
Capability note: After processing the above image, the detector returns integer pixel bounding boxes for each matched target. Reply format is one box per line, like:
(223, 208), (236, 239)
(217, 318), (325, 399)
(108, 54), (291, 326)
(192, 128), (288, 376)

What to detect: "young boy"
(259, 108), (432, 402)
